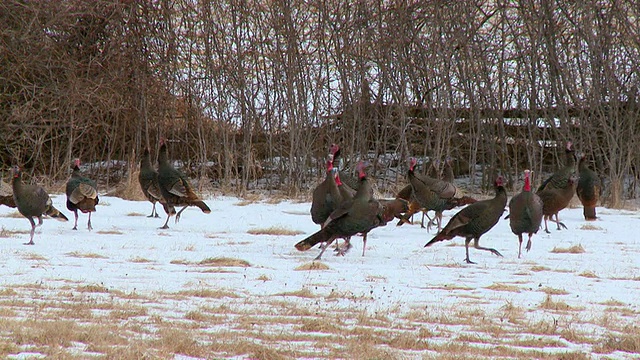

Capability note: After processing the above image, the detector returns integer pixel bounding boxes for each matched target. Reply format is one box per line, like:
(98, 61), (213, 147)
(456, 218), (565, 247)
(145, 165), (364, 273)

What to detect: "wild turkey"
(576, 152), (602, 220)
(427, 159), (440, 179)
(508, 170), (543, 258)
(295, 161), (385, 260)
(11, 166), (68, 245)
(425, 176), (507, 264)
(395, 184), (426, 227)
(538, 141), (577, 192)
(407, 157), (475, 232)
(335, 171), (356, 202)
(66, 159), (99, 230)
(537, 173), (578, 233)
(139, 148), (161, 218)
(331, 145), (361, 193)
(1, 179), (16, 208)
(310, 153), (342, 227)
(157, 138), (211, 229)
(443, 157), (455, 183)
(357, 197), (409, 256)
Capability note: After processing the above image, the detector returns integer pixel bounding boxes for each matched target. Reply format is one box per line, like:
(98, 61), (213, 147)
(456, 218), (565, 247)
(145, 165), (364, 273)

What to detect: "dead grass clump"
(96, 229), (124, 235)
(247, 226), (304, 236)
(126, 212), (146, 216)
(580, 223), (603, 231)
(578, 270), (598, 278)
(109, 307), (148, 320)
(295, 261), (330, 271)
(500, 301), (525, 324)
(21, 252), (48, 261)
(298, 318), (342, 333)
(197, 257), (251, 267)
(594, 333), (640, 354)
(65, 251), (108, 259)
(256, 274), (271, 281)
(485, 283), (521, 293)
(113, 169), (146, 201)
(170, 259), (190, 265)
(550, 244), (585, 254)
(275, 288), (316, 298)
(0, 288), (18, 296)
(600, 299), (626, 306)
(155, 328), (206, 358)
(530, 265), (551, 272)
(178, 289), (240, 299)
(560, 328), (598, 345)
(2, 211), (24, 218)
(387, 332), (430, 350)
(77, 284), (110, 293)
(540, 287), (570, 295)
(539, 294), (572, 311)
(129, 256), (153, 263)
(0, 226), (28, 237)
(11, 319), (79, 347)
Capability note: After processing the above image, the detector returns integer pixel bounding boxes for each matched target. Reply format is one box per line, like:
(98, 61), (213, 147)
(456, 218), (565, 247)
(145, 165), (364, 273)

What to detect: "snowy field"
(0, 193), (639, 359)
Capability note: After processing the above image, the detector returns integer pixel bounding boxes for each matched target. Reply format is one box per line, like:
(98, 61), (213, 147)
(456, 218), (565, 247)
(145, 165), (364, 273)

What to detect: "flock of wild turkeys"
(296, 142), (602, 263)
(1, 141), (601, 265)
(1, 138), (210, 245)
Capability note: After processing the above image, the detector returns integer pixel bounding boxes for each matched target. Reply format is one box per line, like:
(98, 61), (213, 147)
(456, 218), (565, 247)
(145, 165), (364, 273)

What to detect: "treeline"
(1, 0), (639, 206)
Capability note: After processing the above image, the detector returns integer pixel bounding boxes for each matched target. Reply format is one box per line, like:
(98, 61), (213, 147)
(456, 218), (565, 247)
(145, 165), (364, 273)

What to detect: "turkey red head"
(73, 158), (81, 168)
(495, 175), (505, 187)
(329, 144), (340, 156)
(566, 141), (573, 151)
(523, 169), (531, 191)
(11, 166), (21, 178)
(408, 157), (417, 171)
(326, 154), (334, 171)
(356, 161), (367, 179)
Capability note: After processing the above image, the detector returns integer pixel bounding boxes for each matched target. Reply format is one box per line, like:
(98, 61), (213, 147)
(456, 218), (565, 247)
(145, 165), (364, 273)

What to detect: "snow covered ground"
(0, 194), (639, 359)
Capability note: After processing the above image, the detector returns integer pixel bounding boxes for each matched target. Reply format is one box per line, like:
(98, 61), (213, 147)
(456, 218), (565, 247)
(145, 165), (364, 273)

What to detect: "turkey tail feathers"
(425, 232), (453, 247)
(295, 228), (333, 251)
(193, 200), (211, 213)
(583, 206), (596, 220)
(47, 206), (69, 222)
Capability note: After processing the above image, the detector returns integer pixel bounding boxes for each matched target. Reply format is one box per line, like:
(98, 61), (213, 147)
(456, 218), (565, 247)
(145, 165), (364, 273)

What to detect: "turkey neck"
(11, 172), (23, 194)
(141, 150), (153, 171)
(71, 165), (81, 179)
(523, 174), (531, 192)
(494, 184), (508, 205)
(354, 174), (372, 202)
(158, 144), (171, 170)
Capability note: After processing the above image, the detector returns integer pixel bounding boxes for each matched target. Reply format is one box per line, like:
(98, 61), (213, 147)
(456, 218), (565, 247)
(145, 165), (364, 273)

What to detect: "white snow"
(0, 194), (639, 359)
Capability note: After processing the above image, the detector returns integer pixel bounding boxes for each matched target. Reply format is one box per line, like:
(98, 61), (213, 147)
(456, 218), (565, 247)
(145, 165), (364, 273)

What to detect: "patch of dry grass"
(485, 283), (521, 293)
(65, 251), (108, 259)
(96, 229), (124, 235)
(1, 211), (24, 218)
(594, 333), (640, 354)
(126, 212), (146, 216)
(539, 294), (573, 311)
(540, 287), (570, 295)
(197, 257), (251, 267)
(76, 284), (110, 293)
(550, 244), (585, 254)
(275, 288), (316, 298)
(578, 270), (598, 278)
(580, 223), (603, 231)
(129, 256), (153, 263)
(21, 252), (48, 261)
(176, 289), (241, 299)
(295, 261), (330, 271)
(0, 226), (28, 237)
(247, 226), (304, 236)
(530, 265), (551, 272)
